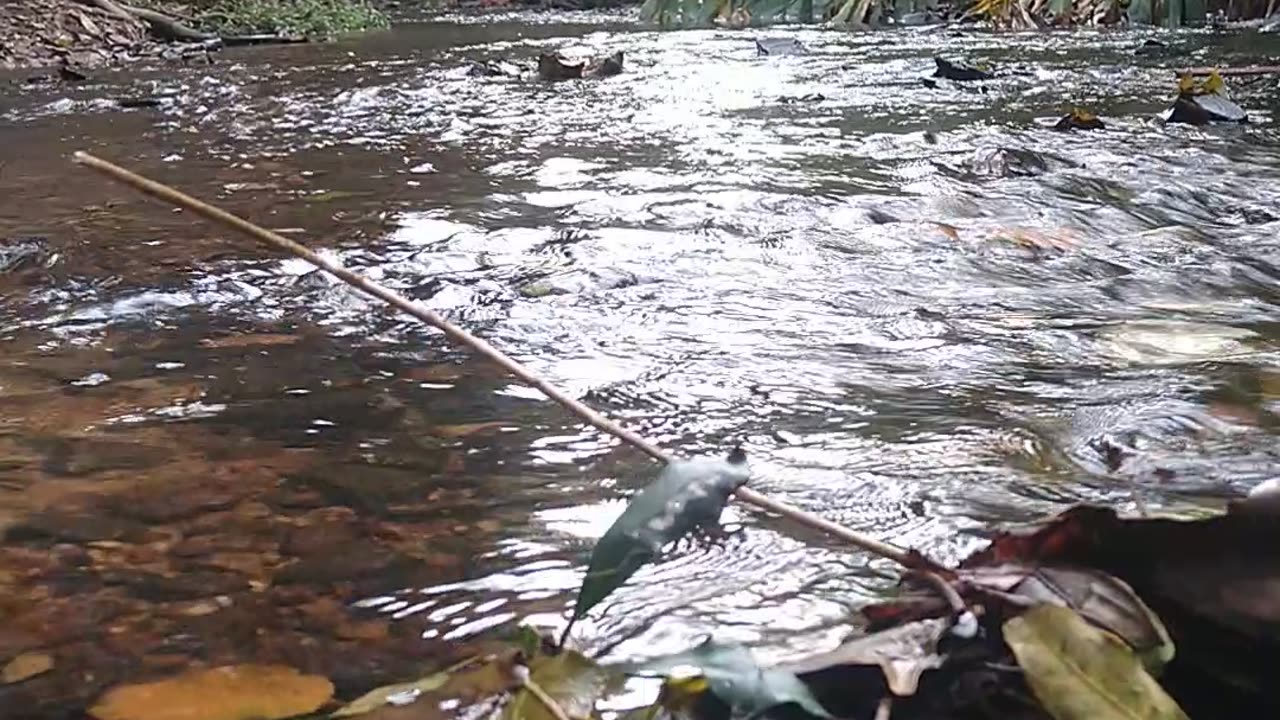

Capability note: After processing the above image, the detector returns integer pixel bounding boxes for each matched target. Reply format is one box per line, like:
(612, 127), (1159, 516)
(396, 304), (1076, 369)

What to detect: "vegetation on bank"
(140, 0), (390, 37)
(185, 0), (390, 37)
(638, 0), (1278, 29)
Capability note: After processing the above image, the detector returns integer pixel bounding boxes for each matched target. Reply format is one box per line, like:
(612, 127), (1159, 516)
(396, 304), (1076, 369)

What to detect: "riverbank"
(0, 0), (634, 71)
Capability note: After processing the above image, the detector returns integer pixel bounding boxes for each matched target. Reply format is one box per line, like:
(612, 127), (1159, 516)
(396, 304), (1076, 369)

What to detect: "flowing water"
(2, 13), (1280, 716)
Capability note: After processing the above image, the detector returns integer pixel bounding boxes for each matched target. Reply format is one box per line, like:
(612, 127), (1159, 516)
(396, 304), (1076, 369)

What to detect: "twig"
(522, 675), (574, 720)
(874, 697), (893, 720)
(1175, 65), (1280, 77)
(70, 151), (917, 571)
(909, 569), (966, 614)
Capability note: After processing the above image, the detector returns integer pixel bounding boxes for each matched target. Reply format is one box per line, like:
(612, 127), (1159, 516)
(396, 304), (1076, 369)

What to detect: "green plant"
(197, 0), (390, 37)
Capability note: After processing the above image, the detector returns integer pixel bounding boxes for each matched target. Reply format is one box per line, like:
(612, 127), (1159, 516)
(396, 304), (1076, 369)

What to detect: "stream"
(2, 12), (1280, 717)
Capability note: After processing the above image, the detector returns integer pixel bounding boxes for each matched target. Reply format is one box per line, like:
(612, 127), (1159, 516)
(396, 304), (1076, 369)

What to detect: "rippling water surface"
(2, 14), (1280, 715)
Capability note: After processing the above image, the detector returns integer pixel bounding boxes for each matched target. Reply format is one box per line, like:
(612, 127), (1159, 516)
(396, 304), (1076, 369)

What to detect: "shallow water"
(3, 13), (1280, 716)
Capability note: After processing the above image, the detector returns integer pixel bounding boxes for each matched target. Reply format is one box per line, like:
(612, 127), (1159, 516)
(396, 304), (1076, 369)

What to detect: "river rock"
(1162, 93), (1247, 125)
(586, 50), (623, 78)
(538, 52), (584, 81)
(99, 568), (250, 601)
(1053, 108), (1106, 131)
(756, 37), (807, 56)
(933, 57), (992, 81)
(0, 237), (52, 274)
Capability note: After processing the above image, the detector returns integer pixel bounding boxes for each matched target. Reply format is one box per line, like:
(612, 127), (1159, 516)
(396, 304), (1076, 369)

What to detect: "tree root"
(78, 0), (307, 47)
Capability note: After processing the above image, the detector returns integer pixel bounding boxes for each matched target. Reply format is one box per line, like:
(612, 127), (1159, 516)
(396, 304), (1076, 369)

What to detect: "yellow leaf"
(89, 665), (334, 720)
(1202, 69), (1225, 96)
(2, 653), (54, 684)
(1004, 605), (1189, 720)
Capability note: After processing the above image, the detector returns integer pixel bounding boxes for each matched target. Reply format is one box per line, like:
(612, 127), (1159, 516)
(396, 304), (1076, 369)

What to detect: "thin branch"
(909, 569), (966, 614)
(522, 675), (574, 720)
(70, 151), (917, 571)
(1176, 65), (1280, 77)
(874, 697), (892, 720)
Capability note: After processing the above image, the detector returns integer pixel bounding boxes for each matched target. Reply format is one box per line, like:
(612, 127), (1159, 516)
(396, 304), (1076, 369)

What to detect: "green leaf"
(566, 450), (749, 635)
(330, 672), (448, 718)
(330, 655), (518, 718)
(619, 639), (833, 720)
(504, 651), (624, 720)
(1003, 605), (1190, 720)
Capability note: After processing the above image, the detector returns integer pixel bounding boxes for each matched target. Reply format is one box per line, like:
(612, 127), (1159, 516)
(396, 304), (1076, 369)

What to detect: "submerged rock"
(0, 236), (52, 274)
(1053, 108), (1106, 131)
(756, 37), (808, 56)
(586, 50), (624, 78)
(537, 51), (622, 82)
(933, 57), (992, 82)
(537, 52), (584, 82)
(968, 146), (1055, 177)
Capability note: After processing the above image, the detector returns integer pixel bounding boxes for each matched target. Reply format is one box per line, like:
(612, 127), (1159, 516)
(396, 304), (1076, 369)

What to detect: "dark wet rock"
(0, 628), (43, 661)
(1134, 38), (1167, 56)
(518, 267), (642, 298)
(281, 514), (363, 557)
(110, 479), (248, 523)
(865, 208), (899, 225)
(780, 92), (826, 104)
(1162, 93), (1247, 125)
(586, 50), (624, 78)
(756, 37), (807, 56)
(467, 60), (521, 78)
(170, 532), (260, 557)
(1053, 109), (1106, 131)
(24, 435), (169, 477)
(274, 539), (403, 583)
(933, 57), (992, 81)
(99, 568), (250, 600)
(968, 146), (1067, 178)
(538, 52), (584, 81)
(6, 508), (142, 543)
(116, 97), (162, 109)
(0, 236), (52, 274)
(920, 77), (938, 89)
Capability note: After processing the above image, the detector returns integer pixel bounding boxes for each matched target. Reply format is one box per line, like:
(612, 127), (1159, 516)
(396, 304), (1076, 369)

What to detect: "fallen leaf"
(780, 617), (949, 696)
(506, 650), (623, 720)
(200, 334), (302, 349)
(619, 639), (831, 720)
(330, 670), (449, 718)
(2, 652), (54, 683)
(334, 653), (519, 718)
(430, 422), (507, 439)
(89, 664), (333, 720)
(1003, 604), (1189, 720)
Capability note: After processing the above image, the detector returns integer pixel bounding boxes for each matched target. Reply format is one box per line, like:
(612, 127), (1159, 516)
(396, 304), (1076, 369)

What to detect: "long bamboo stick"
(71, 150), (913, 567)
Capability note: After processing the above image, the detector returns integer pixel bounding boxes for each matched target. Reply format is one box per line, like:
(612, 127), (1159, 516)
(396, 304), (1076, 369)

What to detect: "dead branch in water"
(1176, 65), (1280, 76)
(71, 151), (918, 569)
(82, 0), (213, 40)
(79, 0), (307, 46)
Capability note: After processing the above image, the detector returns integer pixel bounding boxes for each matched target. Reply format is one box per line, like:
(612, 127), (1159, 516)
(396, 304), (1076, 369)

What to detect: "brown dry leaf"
(931, 222), (961, 241)
(430, 422), (507, 439)
(405, 365), (465, 383)
(1000, 228), (1078, 251)
(2, 652), (54, 683)
(88, 664), (334, 720)
(200, 334), (302, 349)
